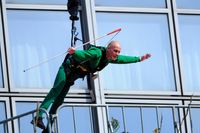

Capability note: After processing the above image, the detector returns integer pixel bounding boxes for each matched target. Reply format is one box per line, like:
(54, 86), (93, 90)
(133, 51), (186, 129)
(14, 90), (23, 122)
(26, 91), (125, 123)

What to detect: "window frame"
(92, 0), (181, 96)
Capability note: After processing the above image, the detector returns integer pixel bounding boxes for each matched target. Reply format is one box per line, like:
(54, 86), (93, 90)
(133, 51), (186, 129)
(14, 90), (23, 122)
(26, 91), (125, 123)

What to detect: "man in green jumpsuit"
(31, 40), (151, 129)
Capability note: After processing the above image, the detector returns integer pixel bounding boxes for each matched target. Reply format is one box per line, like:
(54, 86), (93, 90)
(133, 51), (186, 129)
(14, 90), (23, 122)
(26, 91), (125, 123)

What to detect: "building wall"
(0, 0), (200, 133)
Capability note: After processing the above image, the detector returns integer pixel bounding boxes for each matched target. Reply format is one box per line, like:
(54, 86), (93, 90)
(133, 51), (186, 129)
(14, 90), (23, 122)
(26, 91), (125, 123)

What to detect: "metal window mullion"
(72, 107), (77, 133)
(0, 0), (9, 92)
(172, 106), (179, 133)
(140, 107), (144, 133)
(89, 107), (94, 133)
(122, 106), (127, 133)
(105, 106), (112, 133)
(18, 118), (21, 133)
(156, 107), (160, 132)
(188, 106), (193, 133)
(3, 123), (7, 133)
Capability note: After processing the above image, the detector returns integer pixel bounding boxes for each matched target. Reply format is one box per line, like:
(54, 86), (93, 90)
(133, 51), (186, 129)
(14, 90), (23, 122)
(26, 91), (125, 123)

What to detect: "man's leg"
(31, 66), (67, 129)
(49, 82), (72, 115)
(38, 65), (67, 117)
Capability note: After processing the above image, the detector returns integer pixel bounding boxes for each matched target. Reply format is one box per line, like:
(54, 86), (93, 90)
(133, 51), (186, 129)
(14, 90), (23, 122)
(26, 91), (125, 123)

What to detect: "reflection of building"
(0, 0), (200, 133)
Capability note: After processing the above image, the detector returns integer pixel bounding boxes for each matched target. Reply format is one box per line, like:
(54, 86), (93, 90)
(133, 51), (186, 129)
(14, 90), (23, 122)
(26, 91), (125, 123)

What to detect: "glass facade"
(0, 0), (200, 133)
(97, 13), (175, 91)
(95, 0), (166, 8)
(178, 15), (200, 92)
(0, 102), (6, 133)
(176, 0), (200, 9)
(6, 0), (67, 5)
(7, 10), (86, 90)
(109, 107), (176, 133)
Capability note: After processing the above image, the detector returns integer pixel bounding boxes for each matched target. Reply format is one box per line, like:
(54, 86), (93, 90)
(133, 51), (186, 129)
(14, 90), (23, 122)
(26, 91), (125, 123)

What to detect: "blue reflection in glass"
(58, 106), (93, 133)
(0, 53), (4, 88)
(176, 0), (200, 9)
(109, 107), (177, 133)
(190, 108), (200, 133)
(157, 108), (175, 133)
(95, 0), (166, 8)
(0, 102), (6, 133)
(6, 0), (67, 5)
(16, 103), (93, 133)
(7, 10), (86, 89)
(142, 108), (157, 132)
(58, 107), (75, 133)
(124, 107), (142, 133)
(178, 15), (200, 92)
(97, 13), (175, 91)
(109, 107), (125, 133)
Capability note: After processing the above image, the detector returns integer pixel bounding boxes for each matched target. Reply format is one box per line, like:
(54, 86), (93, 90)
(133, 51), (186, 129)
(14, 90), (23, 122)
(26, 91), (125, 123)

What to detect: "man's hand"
(140, 53), (151, 61)
(67, 47), (75, 54)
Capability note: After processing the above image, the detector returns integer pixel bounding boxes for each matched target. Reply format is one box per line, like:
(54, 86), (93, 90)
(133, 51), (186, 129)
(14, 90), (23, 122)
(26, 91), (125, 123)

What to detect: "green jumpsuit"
(38, 46), (141, 117)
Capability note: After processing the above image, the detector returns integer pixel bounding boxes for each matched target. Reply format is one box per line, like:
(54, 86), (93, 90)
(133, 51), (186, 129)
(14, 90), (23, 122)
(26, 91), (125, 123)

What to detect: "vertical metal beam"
(72, 107), (77, 133)
(17, 118), (21, 133)
(172, 106), (179, 133)
(188, 107), (193, 133)
(89, 107), (94, 133)
(122, 106), (127, 133)
(105, 105), (112, 133)
(3, 123), (7, 133)
(81, 0), (108, 132)
(156, 107), (160, 133)
(140, 107), (144, 133)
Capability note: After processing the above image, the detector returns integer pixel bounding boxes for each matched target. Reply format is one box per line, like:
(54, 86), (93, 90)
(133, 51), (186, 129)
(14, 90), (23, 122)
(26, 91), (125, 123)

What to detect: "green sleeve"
(110, 55), (141, 64)
(72, 47), (102, 62)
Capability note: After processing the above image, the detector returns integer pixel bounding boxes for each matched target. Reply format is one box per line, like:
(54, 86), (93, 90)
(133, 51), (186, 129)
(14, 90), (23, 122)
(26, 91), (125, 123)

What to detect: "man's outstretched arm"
(110, 53), (151, 64)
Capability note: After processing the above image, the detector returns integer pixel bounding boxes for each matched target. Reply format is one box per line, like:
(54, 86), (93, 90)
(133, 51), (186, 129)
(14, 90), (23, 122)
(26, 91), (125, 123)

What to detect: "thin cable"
(23, 28), (121, 72)
(106, 30), (120, 46)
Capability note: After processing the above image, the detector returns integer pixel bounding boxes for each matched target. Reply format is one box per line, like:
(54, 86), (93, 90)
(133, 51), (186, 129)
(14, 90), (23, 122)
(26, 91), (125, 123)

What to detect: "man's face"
(107, 42), (121, 60)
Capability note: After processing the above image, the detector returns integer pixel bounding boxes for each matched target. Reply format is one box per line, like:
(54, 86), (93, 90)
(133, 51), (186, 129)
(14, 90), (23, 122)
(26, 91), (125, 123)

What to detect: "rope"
(23, 28), (121, 72)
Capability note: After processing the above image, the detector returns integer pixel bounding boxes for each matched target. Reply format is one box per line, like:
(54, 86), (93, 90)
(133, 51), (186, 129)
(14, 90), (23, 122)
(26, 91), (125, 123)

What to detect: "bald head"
(107, 41), (121, 49)
(106, 41), (121, 60)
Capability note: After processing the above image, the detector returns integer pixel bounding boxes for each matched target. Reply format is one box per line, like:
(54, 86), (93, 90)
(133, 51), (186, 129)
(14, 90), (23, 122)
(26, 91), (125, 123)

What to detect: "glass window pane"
(95, 0), (166, 8)
(109, 107), (176, 133)
(124, 107), (142, 133)
(190, 108), (200, 133)
(157, 108), (175, 133)
(0, 52), (4, 88)
(58, 107), (93, 133)
(6, 0), (67, 5)
(58, 107), (75, 132)
(142, 108), (158, 132)
(16, 102), (45, 133)
(0, 102), (6, 133)
(7, 10), (86, 89)
(109, 107), (126, 132)
(176, 0), (200, 9)
(0, 18), (4, 88)
(178, 15), (200, 92)
(97, 13), (175, 91)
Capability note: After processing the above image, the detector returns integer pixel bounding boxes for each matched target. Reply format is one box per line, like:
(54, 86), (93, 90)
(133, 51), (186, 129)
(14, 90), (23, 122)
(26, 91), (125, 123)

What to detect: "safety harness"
(63, 45), (108, 78)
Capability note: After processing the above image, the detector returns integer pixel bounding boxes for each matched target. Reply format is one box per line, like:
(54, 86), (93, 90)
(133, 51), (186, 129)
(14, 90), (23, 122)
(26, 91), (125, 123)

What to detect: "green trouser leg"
(48, 83), (71, 114)
(39, 66), (77, 117)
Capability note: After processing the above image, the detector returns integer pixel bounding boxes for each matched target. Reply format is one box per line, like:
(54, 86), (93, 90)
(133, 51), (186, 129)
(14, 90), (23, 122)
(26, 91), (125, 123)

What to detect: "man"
(31, 40), (151, 129)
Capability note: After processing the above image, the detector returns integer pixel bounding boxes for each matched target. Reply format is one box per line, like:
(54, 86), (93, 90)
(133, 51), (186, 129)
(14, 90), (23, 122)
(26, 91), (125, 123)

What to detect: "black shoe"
(31, 116), (45, 129)
(42, 128), (49, 133)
